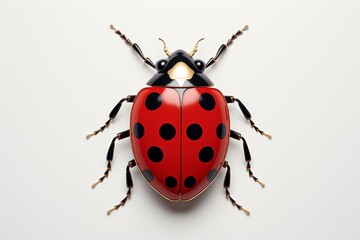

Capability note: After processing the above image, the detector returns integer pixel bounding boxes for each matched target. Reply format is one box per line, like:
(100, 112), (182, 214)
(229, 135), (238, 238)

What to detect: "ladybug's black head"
(147, 39), (213, 87)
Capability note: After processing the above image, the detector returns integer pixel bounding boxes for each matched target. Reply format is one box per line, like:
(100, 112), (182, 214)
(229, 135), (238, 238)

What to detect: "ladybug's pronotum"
(87, 24), (271, 215)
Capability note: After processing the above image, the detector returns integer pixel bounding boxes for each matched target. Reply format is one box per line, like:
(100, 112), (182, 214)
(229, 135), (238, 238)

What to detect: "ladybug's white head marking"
(167, 62), (195, 86)
(147, 50), (214, 87)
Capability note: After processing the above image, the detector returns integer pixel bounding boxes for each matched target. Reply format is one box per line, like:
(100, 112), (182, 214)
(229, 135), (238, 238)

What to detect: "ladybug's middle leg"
(107, 159), (136, 215)
(223, 161), (250, 215)
(230, 130), (265, 188)
(91, 130), (130, 188)
(225, 96), (272, 139)
(86, 95), (135, 139)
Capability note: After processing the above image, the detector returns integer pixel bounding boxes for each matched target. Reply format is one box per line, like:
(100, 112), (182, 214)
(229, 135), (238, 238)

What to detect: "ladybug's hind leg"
(225, 96), (272, 140)
(230, 130), (265, 188)
(86, 95), (135, 139)
(223, 161), (250, 215)
(91, 130), (130, 188)
(107, 159), (136, 215)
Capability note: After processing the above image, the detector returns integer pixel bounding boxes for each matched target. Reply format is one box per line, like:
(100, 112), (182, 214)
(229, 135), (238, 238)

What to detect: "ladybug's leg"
(107, 159), (136, 215)
(91, 130), (130, 188)
(205, 25), (248, 68)
(110, 24), (156, 69)
(86, 95), (135, 139)
(226, 96), (272, 140)
(230, 130), (265, 188)
(223, 161), (250, 215)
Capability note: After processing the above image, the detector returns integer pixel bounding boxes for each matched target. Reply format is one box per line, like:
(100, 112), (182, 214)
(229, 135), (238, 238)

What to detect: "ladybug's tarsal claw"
(91, 179), (102, 189)
(86, 132), (96, 139)
(256, 179), (265, 188)
(241, 207), (250, 216)
(107, 207), (117, 215)
(262, 132), (272, 140)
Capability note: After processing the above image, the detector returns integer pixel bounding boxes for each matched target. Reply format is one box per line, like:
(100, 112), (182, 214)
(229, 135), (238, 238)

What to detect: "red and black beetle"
(87, 24), (271, 215)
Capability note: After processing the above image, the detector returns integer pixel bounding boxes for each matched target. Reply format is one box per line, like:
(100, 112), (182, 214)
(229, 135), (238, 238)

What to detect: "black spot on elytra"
(186, 124), (202, 140)
(199, 93), (216, 111)
(147, 146), (163, 163)
(184, 176), (196, 188)
(159, 123), (176, 140)
(145, 92), (162, 110)
(133, 122), (144, 139)
(199, 146), (214, 163)
(216, 123), (227, 139)
(207, 169), (217, 182)
(165, 176), (177, 188)
(142, 169), (153, 182)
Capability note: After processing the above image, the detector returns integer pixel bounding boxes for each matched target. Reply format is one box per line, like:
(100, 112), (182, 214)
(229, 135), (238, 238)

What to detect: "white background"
(1, 0), (360, 239)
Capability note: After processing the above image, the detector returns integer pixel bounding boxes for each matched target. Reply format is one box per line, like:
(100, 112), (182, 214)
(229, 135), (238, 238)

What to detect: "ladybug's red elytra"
(87, 24), (271, 216)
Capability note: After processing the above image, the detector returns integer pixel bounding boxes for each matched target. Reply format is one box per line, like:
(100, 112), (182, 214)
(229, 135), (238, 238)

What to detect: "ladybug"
(87, 24), (271, 216)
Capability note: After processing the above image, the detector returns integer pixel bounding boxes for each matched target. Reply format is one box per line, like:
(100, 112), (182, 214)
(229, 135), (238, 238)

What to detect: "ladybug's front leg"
(86, 95), (135, 139)
(110, 25), (156, 69)
(230, 130), (265, 188)
(205, 25), (249, 68)
(91, 130), (130, 188)
(225, 96), (272, 139)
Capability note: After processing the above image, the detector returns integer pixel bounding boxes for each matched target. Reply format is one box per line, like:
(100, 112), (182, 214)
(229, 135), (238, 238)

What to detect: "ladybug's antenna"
(158, 38), (171, 57)
(189, 38), (204, 57)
